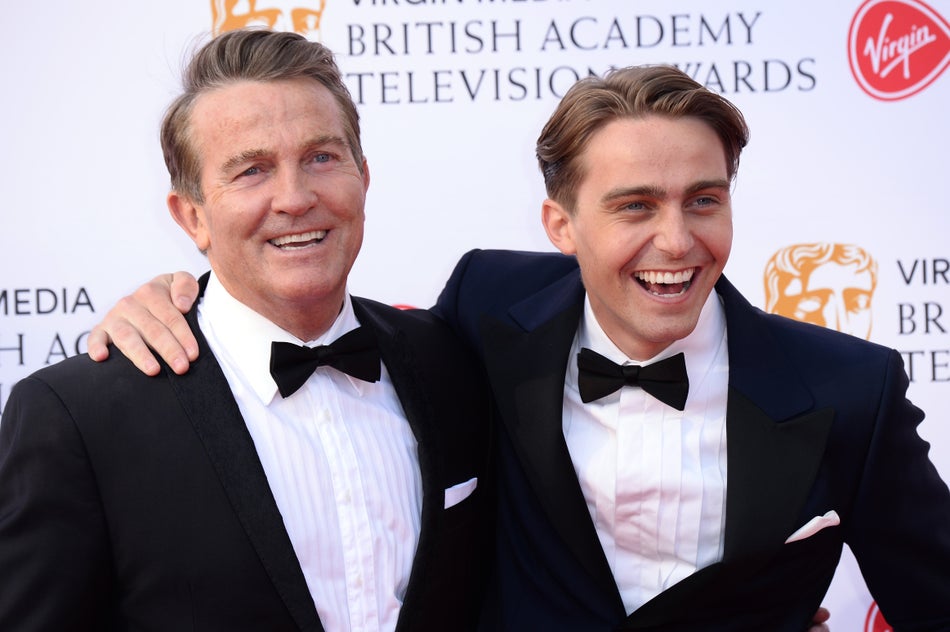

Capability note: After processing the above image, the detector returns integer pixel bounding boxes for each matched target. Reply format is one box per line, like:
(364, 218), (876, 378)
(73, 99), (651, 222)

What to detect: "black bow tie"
(576, 348), (689, 410)
(270, 327), (381, 398)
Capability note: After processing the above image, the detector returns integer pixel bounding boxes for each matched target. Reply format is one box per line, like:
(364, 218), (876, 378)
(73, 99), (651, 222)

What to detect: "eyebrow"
(688, 179), (732, 193)
(601, 179), (731, 205)
(221, 148), (271, 174)
(219, 135), (350, 174)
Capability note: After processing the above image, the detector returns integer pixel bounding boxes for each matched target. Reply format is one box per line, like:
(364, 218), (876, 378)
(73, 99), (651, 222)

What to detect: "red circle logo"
(848, 0), (950, 100)
(865, 601), (893, 632)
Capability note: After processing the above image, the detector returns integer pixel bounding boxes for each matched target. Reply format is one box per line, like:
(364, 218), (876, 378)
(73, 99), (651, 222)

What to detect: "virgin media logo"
(864, 601), (893, 632)
(848, 0), (950, 100)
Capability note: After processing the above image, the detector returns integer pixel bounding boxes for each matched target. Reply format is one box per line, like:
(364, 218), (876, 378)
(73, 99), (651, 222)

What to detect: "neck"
(266, 300), (344, 342)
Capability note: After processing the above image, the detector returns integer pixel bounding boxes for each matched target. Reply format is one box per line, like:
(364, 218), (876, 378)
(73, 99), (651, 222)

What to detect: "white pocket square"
(785, 510), (840, 544)
(444, 477), (478, 509)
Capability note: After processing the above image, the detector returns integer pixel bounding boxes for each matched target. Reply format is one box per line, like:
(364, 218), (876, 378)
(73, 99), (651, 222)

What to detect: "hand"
(807, 606), (830, 632)
(87, 272), (200, 375)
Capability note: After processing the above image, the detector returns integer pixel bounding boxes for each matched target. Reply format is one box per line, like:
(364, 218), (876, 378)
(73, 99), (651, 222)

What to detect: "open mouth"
(634, 268), (695, 296)
(269, 230), (327, 249)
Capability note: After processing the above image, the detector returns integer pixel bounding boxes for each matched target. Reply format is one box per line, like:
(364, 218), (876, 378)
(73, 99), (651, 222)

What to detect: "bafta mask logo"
(211, 0), (328, 39)
(764, 243), (879, 340)
(848, 0), (950, 101)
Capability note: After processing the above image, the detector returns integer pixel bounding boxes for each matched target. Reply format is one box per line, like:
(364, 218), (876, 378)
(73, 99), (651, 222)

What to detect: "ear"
(361, 157), (371, 193)
(541, 198), (577, 255)
(167, 192), (210, 252)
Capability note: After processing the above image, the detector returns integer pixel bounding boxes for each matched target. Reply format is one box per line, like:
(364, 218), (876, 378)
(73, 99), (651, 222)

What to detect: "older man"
(0, 29), (490, 632)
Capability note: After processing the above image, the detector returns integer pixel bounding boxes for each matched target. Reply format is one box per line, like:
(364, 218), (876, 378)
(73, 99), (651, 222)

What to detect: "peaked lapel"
(621, 277), (835, 627)
(165, 276), (323, 632)
(351, 298), (443, 630)
(716, 277), (834, 565)
(480, 270), (623, 606)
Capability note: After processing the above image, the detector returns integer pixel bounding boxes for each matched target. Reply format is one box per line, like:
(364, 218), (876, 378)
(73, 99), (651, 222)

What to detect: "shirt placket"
(315, 404), (379, 632)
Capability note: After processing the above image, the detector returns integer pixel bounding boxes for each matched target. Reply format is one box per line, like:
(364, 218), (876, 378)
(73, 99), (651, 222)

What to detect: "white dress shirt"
(198, 273), (422, 632)
(563, 291), (730, 614)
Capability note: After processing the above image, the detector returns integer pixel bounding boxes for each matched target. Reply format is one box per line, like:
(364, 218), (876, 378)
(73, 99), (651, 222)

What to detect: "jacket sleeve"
(0, 376), (114, 631)
(846, 349), (950, 630)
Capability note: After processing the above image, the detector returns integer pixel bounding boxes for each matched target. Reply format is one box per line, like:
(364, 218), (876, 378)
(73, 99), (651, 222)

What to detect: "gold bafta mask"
(211, 0), (328, 38)
(764, 243), (878, 340)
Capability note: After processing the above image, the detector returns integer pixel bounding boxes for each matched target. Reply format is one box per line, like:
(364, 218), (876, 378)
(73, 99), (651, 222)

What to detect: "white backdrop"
(2, 1), (948, 629)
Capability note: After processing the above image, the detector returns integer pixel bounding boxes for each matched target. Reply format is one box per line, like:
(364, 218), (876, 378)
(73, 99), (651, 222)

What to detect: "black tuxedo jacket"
(435, 249), (950, 632)
(0, 283), (492, 631)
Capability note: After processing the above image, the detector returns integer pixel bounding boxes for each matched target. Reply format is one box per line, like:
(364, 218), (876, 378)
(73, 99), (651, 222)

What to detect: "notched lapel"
(166, 293), (323, 632)
(479, 279), (620, 602)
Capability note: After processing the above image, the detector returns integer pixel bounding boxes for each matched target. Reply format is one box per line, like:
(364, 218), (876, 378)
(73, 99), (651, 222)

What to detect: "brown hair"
(536, 65), (749, 211)
(161, 28), (363, 202)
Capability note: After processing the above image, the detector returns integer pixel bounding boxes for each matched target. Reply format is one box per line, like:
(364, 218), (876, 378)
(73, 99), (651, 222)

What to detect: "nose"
(272, 168), (317, 216)
(653, 211), (694, 258)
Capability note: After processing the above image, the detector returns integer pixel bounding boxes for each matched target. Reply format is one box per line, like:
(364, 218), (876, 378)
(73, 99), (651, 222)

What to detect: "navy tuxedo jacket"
(435, 249), (950, 632)
(0, 279), (493, 631)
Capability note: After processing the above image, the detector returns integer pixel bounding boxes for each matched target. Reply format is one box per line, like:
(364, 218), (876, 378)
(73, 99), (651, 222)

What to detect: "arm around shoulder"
(87, 271), (201, 376)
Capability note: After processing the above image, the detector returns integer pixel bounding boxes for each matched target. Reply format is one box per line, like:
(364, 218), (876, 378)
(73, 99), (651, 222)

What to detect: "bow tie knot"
(620, 364), (643, 382)
(576, 348), (689, 410)
(270, 326), (381, 398)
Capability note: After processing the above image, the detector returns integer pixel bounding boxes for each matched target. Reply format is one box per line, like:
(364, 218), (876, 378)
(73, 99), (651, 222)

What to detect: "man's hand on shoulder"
(87, 272), (201, 376)
(808, 606), (830, 632)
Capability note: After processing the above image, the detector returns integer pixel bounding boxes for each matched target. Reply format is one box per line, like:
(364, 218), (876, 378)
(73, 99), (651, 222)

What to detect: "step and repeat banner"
(1, 0), (948, 628)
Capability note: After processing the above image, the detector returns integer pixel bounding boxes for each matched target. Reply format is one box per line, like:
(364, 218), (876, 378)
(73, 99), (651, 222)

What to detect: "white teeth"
(635, 268), (695, 284)
(270, 230), (327, 247)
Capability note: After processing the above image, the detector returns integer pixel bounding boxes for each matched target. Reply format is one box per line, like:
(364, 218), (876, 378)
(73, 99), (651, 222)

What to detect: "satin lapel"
(722, 390), (834, 564)
(623, 399), (834, 627)
(619, 278), (836, 629)
(717, 277), (835, 565)
(480, 272), (620, 601)
(351, 299), (441, 625)
(617, 393), (834, 631)
(166, 289), (323, 632)
(351, 299), (437, 461)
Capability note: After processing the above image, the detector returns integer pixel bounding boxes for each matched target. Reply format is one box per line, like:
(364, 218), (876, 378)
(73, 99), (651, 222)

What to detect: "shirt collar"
(197, 271), (364, 405)
(570, 289), (727, 390)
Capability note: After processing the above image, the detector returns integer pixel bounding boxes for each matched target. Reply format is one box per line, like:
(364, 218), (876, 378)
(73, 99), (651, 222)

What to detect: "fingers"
(87, 273), (200, 376)
(170, 270), (201, 317)
(807, 606), (830, 631)
(86, 326), (113, 363)
(96, 295), (165, 375)
(126, 274), (199, 374)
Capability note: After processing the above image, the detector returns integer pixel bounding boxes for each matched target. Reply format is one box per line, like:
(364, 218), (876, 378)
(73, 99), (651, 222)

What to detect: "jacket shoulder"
(456, 248), (577, 286)
(12, 350), (151, 400)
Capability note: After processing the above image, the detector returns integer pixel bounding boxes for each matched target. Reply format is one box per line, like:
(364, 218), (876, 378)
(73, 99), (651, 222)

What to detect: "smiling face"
(168, 78), (369, 340)
(543, 115), (733, 360)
